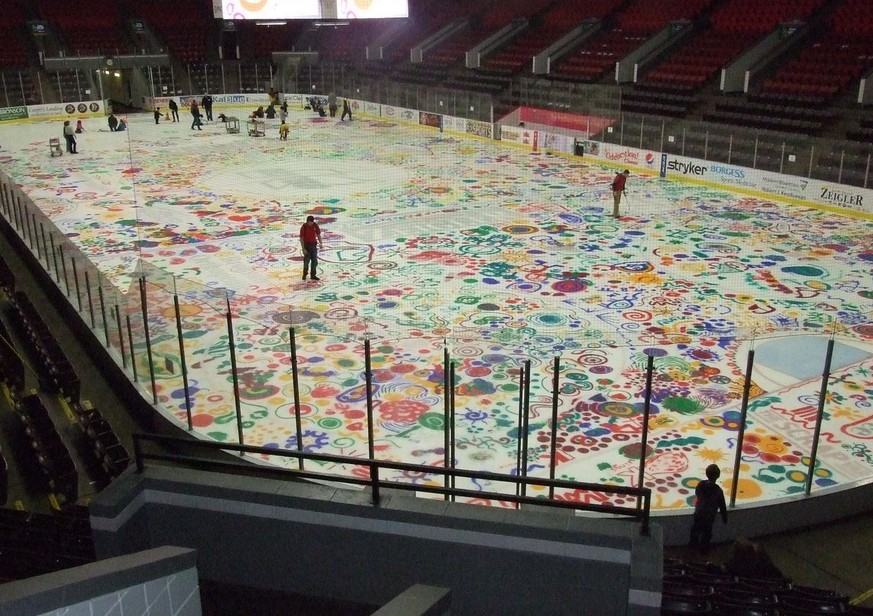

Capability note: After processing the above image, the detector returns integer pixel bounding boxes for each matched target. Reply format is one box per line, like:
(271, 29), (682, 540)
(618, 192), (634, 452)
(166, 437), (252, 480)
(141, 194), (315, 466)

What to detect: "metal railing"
(132, 432), (654, 534)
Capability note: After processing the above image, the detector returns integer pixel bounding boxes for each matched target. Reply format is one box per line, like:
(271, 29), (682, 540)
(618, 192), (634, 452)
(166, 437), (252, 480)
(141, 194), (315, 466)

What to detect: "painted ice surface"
(2, 109), (873, 511)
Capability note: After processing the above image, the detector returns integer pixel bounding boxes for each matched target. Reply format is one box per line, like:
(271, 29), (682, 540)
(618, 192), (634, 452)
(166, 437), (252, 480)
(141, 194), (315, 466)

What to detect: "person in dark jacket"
(689, 464), (728, 555)
(168, 99), (179, 122)
(108, 113), (119, 131)
(340, 98), (352, 121)
(202, 94), (213, 121)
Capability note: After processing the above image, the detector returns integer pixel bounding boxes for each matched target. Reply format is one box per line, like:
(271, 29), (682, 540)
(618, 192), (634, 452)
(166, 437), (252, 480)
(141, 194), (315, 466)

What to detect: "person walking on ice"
(300, 215), (323, 281)
(610, 169), (629, 218)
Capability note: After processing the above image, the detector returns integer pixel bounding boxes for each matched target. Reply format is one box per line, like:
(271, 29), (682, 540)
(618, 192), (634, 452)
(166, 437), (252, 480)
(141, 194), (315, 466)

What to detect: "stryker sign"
(820, 187), (863, 207)
(667, 159), (707, 175)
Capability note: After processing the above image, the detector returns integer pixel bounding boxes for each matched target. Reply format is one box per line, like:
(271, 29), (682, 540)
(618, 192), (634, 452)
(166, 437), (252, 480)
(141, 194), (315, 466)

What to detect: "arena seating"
(123, 0), (215, 62)
(482, 0), (622, 74)
(645, 0), (826, 90)
(0, 3), (29, 69)
(661, 557), (873, 615)
(424, 0), (552, 67)
(9, 291), (80, 401)
(15, 394), (78, 504)
(0, 506), (95, 582)
(35, 0), (128, 57)
(380, 0), (473, 65)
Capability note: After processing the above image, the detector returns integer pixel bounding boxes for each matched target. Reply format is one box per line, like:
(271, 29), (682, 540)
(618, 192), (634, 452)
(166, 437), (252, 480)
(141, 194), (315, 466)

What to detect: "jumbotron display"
(216, 0), (409, 20)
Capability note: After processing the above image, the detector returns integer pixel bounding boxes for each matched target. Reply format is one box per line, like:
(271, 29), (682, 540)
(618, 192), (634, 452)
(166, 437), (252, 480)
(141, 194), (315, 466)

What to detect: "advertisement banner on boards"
(381, 104), (417, 123)
(27, 101), (104, 118)
(0, 106), (29, 122)
(599, 144), (660, 172)
(465, 119), (492, 139)
(441, 115), (467, 133)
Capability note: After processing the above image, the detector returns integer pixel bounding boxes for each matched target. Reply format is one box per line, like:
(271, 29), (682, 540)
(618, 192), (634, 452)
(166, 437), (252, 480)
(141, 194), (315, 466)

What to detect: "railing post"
(443, 342), (451, 499)
(805, 338), (836, 496)
(289, 326), (304, 470)
(730, 347), (756, 508)
(548, 356), (561, 499)
(636, 353), (654, 503)
(371, 463), (380, 505)
(138, 275), (157, 402)
(520, 359), (532, 497)
(225, 297), (245, 448)
(364, 338), (375, 461)
(173, 283), (193, 431)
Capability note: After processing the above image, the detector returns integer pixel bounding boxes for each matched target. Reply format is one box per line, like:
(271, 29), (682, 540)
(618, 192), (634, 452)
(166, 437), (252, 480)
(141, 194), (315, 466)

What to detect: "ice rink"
(2, 106), (873, 512)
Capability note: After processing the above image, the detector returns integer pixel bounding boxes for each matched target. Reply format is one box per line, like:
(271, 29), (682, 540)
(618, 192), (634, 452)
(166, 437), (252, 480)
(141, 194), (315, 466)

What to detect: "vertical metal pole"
(753, 136), (758, 168)
(779, 142), (785, 173)
(289, 327), (304, 470)
(515, 364), (525, 499)
(805, 338), (836, 496)
(364, 338), (375, 461)
(864, 152), (870, 189)
(31, 214), (41, 260)
(126, 314), (138, 381)
(40, 224), (48, 266)
(704, 131), (709, 160)
(174, 290), (193, 431)
(728, 134), (733, 165)
(548, 356), (561, 499)
(681, 127), (686, 157)
(639, 115), (644, 150)
(838, 150), (844, 184)
(449, 360), (456, 499)
(809, 145), (815, 178)
(115, 305), (126, 367)
(730, 348), (755, 508)
(84, 271), (95, 327)
(138, 276), (157, 403)
(98, 284), (109, 345)
(443, 342), (451, 498)
(71, 258), (82, 311)
(659, 119), (665, 153)
(636, 354), (654, 502)
(59, 246), (70, 294)
(225, 298), (245, 447)
(520, 359), (532, 498)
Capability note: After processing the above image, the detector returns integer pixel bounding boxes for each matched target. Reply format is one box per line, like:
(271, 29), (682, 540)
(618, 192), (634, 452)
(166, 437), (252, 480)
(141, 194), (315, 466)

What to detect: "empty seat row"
(10, 291), (81, 400)
(15, 393), (78, 504)
(73, 404), (131, 483)
(0, 506), (94, 581)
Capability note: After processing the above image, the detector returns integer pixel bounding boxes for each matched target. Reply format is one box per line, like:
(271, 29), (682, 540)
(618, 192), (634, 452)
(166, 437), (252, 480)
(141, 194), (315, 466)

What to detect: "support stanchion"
(59, 246), (70, 295)
(515, 363), (525, 499)
(289, 326), (304, 470)
(50, 235), (60, 282)
(174, 288), (193, 431)
(84, 271), (95, 327)
(126, 314), (137, 381)
(364, 338), (375, 461)
(98, 284), (109, 345)
(548, 356), (561, 499)
(225, 297), (245, 449)
(450, 360), (456, 499)
(805, 338), (836, 496)
(520, 359), (531, 498)
(730, 348), (755, 507)
(138, 276), (156, 402)
(115, 305), (126, 368)
(71, 258), (82, 311)
(636, 353), (654, 507)
(443, 342), (450, 498)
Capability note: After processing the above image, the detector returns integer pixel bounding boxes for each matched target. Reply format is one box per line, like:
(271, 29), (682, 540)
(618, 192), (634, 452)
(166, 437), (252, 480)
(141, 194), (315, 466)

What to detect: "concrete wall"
(0, 546), (200, 616)
(90, 466), (663, 616)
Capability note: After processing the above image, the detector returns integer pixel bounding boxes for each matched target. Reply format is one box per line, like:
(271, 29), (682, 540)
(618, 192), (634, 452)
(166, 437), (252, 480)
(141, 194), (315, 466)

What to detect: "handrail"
(132, 432), (652, 535)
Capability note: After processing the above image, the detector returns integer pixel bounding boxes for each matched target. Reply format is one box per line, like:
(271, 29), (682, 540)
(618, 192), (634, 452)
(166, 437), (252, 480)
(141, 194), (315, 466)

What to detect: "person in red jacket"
(611, 169), (629, 218)
(299, 215), (323, 281)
